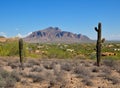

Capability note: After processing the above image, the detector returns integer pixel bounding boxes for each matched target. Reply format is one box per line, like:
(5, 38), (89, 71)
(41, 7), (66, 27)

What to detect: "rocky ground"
(0, 57), (120, 88)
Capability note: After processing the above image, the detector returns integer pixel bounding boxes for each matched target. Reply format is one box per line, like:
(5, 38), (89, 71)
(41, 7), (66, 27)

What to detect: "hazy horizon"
(0, 0), (120, 40)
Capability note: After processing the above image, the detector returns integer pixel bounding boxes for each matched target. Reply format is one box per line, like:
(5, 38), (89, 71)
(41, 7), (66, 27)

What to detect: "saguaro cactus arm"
(95, 27), (98, 32)
(101, 38), (105, 43)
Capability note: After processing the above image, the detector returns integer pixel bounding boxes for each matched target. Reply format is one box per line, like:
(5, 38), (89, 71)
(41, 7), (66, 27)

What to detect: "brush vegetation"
(0, 40), (120, 60)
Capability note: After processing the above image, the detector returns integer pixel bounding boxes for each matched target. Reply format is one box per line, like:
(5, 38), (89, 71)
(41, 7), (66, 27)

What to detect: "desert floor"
(0, 57), (120, 88)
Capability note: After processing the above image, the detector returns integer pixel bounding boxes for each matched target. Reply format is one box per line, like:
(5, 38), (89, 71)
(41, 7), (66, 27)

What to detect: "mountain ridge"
(24, 27), (91, 43)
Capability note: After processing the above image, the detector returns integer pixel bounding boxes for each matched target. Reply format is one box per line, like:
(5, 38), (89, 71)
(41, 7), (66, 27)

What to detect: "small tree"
(95, 22), (105, 66)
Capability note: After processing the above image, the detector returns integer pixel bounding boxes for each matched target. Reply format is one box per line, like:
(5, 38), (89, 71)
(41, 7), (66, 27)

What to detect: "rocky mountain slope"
(24, 27), (91, 43)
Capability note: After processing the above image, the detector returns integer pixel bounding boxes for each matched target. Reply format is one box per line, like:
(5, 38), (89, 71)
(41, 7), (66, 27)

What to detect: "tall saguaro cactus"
(95, 22), (105, 66)
(19, 38), (24, 70)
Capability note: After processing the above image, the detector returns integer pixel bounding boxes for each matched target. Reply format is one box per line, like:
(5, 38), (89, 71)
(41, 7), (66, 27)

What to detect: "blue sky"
(0, 0), (120, 40)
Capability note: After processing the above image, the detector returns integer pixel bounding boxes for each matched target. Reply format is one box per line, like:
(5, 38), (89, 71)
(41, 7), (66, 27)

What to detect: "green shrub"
(0, 41), (19, 56)
(0, 41), (120, 60)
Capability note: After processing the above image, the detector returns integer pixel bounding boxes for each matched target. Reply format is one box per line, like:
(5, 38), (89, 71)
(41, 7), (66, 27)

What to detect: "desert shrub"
(0, 75), (6, 87)
(101, 66), (112, 75)
(10, 63), (18, 69)
(0, 58), (8, 62)
(24, 59), (40, 68)
(75, 54), (87, 59)
(42, 61), (54, 70)
(28, 59), (40, 65)
(47, 45), (72, 59)
(84, 61), (93, 67)
(74, 65), (92, 78)
(53, 64), (61, 76)
(103, 60), (120, 72)
(27, 73), (45, 82)
(61, 62), (72, 71)
(7, 60), (19, 69)
(105, 75), (120, 84)
(24, 63), (33, 68)
(0, 69), (9, 78)
(19, 71), (28, 77)
(11, 70), (21, 82)
(0, 77), (16, 88)
(31, 66), (43, 72)
(112, 61), (120, 73)
(13, 59), (20, 63)
(7, 60), (12, 66)
(55, 70), (67, 86)
(92, 67), (99, 73)
(5, 77), (16, 87)
(44, 70), (55, 81)
(0, 68), (19, 87)
(0, 41), (19, 56)
(82, 78), (94, 86)
(89, 53), (96, 60)
(0, 60), (6, 67)
(32, 74), (45, 83)
(28, 70), (55, 83)
(103, 60), (116, 67)
(21, 79), (28, 85)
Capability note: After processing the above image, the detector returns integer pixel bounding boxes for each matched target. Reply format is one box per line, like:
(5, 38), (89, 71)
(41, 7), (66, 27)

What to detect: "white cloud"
(16, 33), (23, 38)
(16, 32), (32, 38)
(26, 32), (32, 36)
(23, 32), (32, 37)
(0, 32), (7, 37)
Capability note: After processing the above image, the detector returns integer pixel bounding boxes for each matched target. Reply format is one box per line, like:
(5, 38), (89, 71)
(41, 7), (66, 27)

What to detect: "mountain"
(0, 36), (6, 42)
(24, 27), (91, 43)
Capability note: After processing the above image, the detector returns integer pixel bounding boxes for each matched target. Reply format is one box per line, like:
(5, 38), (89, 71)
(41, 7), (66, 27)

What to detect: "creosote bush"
(105, 75), (120, 84)
(74, 65), (92, 78)
(103, 60), (120, 72)
(31, 66), (43, 72)
(61, 63), (73, 71)
(0, 68), (20, 87)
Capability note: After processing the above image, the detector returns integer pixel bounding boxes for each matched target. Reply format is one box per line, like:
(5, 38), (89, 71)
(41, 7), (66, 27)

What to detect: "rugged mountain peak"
(40, 27), (61, 33)
(24, 27), (90, 43)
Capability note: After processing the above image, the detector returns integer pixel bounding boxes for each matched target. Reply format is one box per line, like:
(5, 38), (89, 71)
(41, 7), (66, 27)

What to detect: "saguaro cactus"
(19, 38), (24, 70)
(95, 22), (105, 66)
